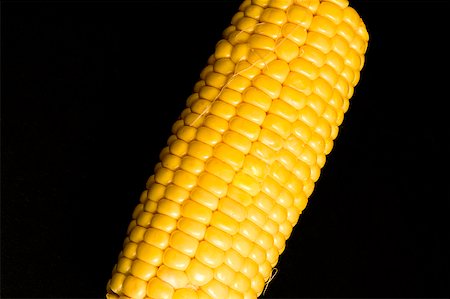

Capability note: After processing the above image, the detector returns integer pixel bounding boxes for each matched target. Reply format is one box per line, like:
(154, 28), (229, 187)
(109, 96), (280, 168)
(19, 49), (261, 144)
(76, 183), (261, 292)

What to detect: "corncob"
(107, 0), (368, 298)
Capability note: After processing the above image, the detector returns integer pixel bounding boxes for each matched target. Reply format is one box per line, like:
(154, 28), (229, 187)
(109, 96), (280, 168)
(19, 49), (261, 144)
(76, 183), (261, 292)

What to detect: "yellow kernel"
(248, 34), (276, 51)
(211, 211), (240, 235)
(282, 22), (307, 45)
(254, 22), (282, 39)
(263, 218), (278, 236)
(247, 48), (277, 69)
(190, 187), (219, 211)
(300, 45), (326, 68)
(196, 126), (222, 146)
(181, 200), (212, 226)
(252, 74), (282, 99)
(269, 203), (287, 223)
(146, 277), (174, 299)
(161, 154), (181, 171)
(219, 88), (242, 106)
(151, 214), (177, 233)
(261, 176), (282, 198)
(262, 113), (291, 139)
(274, 231), (286, 252)
(259, 260), (273, 280)
(205, 157), (235, 184)
(239, 219), (261, 242)
(116, 256), (132, 274)
(177, 217), (207, 240)
(196, 241), (225, 268)
(336, 21), (355, 43)
(179, 156), (204, 176)
(169, 139), (189, 157)
(214, 142), (245, 170)
(244, 4), (264, 19)
(109, 273), (125, 294)
(200, 64), (214, 80)
(270, 98), (298, 121)
(228, 30), (251, 45)
(214, 58), (235, 75)
(154, 167), (173, 185)
(123, 242), (137, 259)
(191, 99), (211, 116)
(262, 59), (290, 83)
(258, 128), (284, 151)
(242, 154), (268, 179)
(188, 140), (213, 161)
(132, 203), (144, 220)
(256, 230), (274, 250)
(247, 204), (267, 227)
(204, 114), (229, 133)
(172, 169), (198, 191)
(285, 71), (313, 96)
(157, 199), (181, 219)
(292, 159), (310, 181)
(290, 57), (319, 80)
(130, 259), (156, 281)
(164, 184), (189, 204)
(250, 141), (276, 164)
(198, 172), (228, 198)
(129, 225), (146, 243)
(219, 197), (247, 222)
(201, 279), (229, 299)
(205, 225), (233, 251)
(306, 31), (332, 54)
(299, 145), (317, 166)
(231, 272), (251, 293)
(214, 263), (236, 285)
(308, 132), (325, 153)
(157, 265), (189, 289)
(251, 274), (265, 295)
(230, 116), (261, 141)
(236, 16), (258, 32)
(235, 60), (261, 80)
(215, 39), (233, 59)
(240, 257), (258, 279)
(223, 130), (252, 154)
(317, 1), (343, 23)
(227, 75), (252, 93)
(223, 188), (251, 211)
(310, 15), (336, 38)
(169, 230), (199, 258)
(136, 242), (163, 266)
(236, 102), (266, 125)
(206, 72), (228, 89)
(271, 161), (291, 185)
(279, 85), (307, 110)
(224, 248), (245, 272)
(122, 276), (146, 299)
(253, 192), (274, 213)
(248, 244), (266, 264)
(275, 38), (299, 62)
(186, 259), (214, 286)
(163, 247), (190, 271)
(232, 233), (253, 257)
(144, 228), (169, 250)
(286, 5), (313, 27)
(231, 43), (250, 63)
(232, 171), (260, 197)
(260, 7), (287, 25)
(242, 86), (272, 111)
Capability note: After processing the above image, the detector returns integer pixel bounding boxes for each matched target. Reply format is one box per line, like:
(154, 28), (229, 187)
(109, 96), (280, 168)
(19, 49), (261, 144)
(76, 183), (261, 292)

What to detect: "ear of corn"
(107, 0), (368, 298)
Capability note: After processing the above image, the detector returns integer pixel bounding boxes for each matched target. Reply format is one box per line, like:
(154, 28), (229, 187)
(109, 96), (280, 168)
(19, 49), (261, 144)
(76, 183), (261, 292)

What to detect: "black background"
(1, 0), (449, 298)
